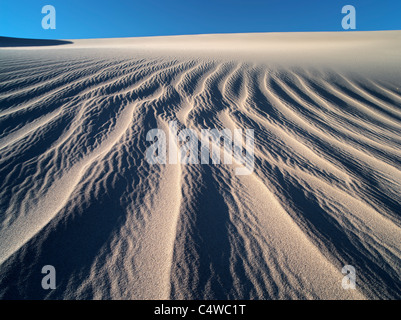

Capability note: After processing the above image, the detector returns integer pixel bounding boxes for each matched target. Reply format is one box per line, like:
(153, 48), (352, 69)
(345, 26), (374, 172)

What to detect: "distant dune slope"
(0, 36), (73, 47)
(0, 31), (400, 299)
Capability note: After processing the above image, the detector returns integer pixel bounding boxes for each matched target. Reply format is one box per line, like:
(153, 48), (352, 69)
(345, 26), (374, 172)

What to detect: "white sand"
(0, 31), (401, 299)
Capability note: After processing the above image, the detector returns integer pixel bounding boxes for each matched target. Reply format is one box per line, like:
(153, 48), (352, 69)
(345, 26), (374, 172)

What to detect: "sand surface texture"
(0, 31), (400, 299)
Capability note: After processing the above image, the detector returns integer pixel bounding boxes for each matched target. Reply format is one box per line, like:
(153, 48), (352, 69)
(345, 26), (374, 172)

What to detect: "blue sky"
(1, 0), (400, 39)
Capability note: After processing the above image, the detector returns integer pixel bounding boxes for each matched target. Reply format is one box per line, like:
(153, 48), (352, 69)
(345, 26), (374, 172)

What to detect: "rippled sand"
(0, 31), (400, 299)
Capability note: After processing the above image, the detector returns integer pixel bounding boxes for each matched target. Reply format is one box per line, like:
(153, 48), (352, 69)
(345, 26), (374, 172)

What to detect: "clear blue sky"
(1, 0), (400, 39)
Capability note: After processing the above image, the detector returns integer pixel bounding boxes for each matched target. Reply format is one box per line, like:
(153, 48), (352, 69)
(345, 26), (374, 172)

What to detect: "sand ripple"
(1, 32), (401, 299)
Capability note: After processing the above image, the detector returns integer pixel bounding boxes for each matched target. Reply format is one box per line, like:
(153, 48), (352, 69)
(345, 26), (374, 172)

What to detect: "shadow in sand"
(0, 37), (73, 47)
(169, 164), (236, 300)
(0, 102), (159, 300)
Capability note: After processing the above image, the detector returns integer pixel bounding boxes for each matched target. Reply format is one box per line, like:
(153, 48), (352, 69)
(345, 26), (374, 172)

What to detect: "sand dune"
(0, 36), (72, 47)
(0, 31), (401, 299)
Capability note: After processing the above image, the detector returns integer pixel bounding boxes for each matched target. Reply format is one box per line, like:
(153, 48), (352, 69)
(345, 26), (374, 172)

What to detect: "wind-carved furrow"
(267, 72), (401, 222)
(287, 71), (401, 146)
(0, 58), (106, 91)
(222, 63), (249, 109)
(88, 60), (163, 95)
(0, 99), (137, 265)
(130, 60), (200, 122)
(0, 59), (169, 145)
(368, 79), (401, 105)
(0, 108), (62, 151)
(0, 58), (171, 265)
(330, 73), (401, 124)
(0, 58), (96, 89)
(300, 75), (401, 134)
(169, 63), (362, 300)
(114, 60), (195, 111)
(174, 61), (220, 125)
(69, 58), (161, 98)
(169, 164), (239, 299)
(0, 45), (401, 300)
(356, 79), (401, 114)
(188, 62), (239, 129)
(218, 66), (401, 299)
(257, 70), (401, 299)
(274, 73), (401, 168)
(0, 59), (130, 112)
(266, 73), (401, 176)
(0, 57), (157, 118)
(83, 59), (180, 98)
(279, 72), (401, 224)
(176, 61), (217, 98)
(240, 70), (347, 185)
